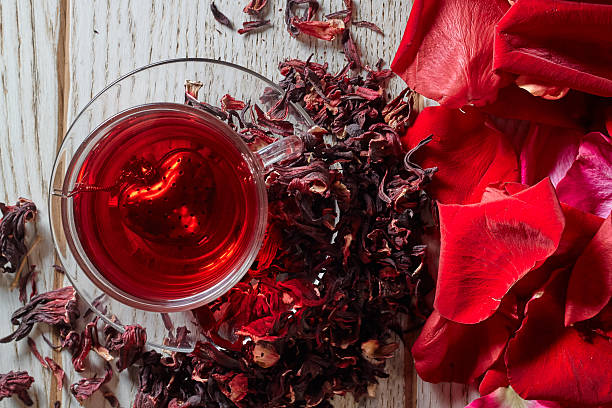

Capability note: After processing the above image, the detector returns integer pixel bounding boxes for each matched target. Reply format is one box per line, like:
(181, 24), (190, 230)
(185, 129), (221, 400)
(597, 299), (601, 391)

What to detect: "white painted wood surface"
(0, 1), (478, 407)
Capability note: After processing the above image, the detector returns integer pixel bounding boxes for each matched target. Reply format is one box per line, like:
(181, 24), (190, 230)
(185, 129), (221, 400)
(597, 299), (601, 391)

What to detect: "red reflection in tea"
(71, 107), (259, 302)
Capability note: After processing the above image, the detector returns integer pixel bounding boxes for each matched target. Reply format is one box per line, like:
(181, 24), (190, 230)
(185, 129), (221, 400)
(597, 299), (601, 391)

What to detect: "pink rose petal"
(556, 132), (612, 218)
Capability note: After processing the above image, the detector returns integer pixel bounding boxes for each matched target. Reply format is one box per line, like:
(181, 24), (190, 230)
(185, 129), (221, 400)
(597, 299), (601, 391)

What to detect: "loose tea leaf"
(238, 20), (271, 35)
(0, 286), (78, 343)
(0, 198), (37, 274)
(211, 2), (233, 29)
(0, 371), (34, 406)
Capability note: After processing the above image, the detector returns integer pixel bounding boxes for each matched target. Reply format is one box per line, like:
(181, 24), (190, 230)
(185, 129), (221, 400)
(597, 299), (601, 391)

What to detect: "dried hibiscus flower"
(0, 286), (78, 343)
(0, 198), (37, 274)
(105, 324), (146, 371)
(0, 371), (35, 406)
(290, 17), (345, 41)
(70, 363), (113, 403)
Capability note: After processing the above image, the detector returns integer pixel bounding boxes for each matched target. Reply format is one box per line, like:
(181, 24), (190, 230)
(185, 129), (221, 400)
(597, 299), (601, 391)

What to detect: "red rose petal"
(401, 106), (519, 205)
(494, 0), (612, 98)
(507, 271), (612, 405)
(478, 357), (509, 396)
(516, 123), (583, 186)
(391, 0), (511, 108)
(481, 86), (588, 129)
(556, 132), (612, 219)
(565, 214), (612, 326)
(412, 308), (517, 384)
(466, 387), (561, 408)
(436, 179), (565, 323)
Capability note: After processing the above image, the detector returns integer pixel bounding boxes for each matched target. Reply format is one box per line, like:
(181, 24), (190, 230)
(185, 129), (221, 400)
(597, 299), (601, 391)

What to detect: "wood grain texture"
(0, 1), (477, 407)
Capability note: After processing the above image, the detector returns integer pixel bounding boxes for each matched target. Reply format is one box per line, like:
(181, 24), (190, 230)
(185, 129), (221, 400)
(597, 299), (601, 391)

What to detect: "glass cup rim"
(49, 58), (315, 316)
(57, 102), (269, 312)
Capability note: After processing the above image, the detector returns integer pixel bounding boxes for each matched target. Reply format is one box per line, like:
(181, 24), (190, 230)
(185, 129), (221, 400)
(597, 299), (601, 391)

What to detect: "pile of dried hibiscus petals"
(0, 57), (435, 407)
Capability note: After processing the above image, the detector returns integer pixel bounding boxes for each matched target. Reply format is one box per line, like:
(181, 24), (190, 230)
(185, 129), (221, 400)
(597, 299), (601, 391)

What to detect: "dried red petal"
(45, 358), (65, 391)
(70, 364), (113, 403)
(0, 286), (78, 343)
(0, 371), (34, 406)
(391, 0), (511, 108)
(237, 20), (271, 35)
(243, 0), (267, 15)
(0, 198), (37, 274)
(436, 179), (565, 323)
(565, 214), (612, 326)
(412, 308), (517, 384)
(402, 106), (519, 205)
(210, 3), (233, 29)
(106, 325), (146, 371)
(253, 342), (280, 368)
(290, 18), (345, 41)
(353, 21), (383, 36)
(506, 271), (612, 405)
(494, 0), (612, 98)
(220, 94), (246, 111)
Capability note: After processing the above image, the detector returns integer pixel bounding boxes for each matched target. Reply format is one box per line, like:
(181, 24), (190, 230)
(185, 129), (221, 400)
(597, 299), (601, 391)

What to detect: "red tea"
(71, 106), (260, 302)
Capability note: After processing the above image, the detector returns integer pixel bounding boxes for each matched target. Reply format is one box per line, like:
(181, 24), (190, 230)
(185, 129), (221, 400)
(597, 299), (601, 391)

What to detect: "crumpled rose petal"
(507, 271), (612, 405)
(401, 106), (519, 205)
(466, 387), (561, 408)
(555, 132), (612, 218)
(494, 0), (612, 98)
(391, 0), (511, 108)
(412, 308), (517, 384)
(436, 179), (565, 323)
(565, 214), (612, 326)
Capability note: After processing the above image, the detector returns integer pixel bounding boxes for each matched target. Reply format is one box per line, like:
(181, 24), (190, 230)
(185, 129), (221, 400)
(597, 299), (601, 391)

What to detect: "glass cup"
(49, 58), (314, 351)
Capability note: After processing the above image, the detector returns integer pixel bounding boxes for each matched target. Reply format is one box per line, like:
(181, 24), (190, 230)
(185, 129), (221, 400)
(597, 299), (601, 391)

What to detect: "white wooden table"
(0, 1), (478, 407)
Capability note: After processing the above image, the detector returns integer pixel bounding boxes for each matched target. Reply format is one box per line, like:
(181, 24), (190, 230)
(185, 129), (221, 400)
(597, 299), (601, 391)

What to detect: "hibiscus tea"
(69, 105), (261, 304)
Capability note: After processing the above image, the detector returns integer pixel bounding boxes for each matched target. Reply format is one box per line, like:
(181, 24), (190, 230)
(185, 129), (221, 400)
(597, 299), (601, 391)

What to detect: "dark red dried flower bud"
(0, 370), (35, 406)
(0, 198), (37, 274)
(106, 325), (146, 371)
(0, 286), (78, 343)
(70, 363), (113, 402)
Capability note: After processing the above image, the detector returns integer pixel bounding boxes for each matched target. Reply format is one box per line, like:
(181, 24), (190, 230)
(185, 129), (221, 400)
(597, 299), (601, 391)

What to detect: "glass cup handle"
(255, 134), (304, 170)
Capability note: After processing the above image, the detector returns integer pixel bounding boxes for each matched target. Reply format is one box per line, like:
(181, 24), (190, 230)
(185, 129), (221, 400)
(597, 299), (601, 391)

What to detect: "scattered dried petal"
(211, 2), (233, 29)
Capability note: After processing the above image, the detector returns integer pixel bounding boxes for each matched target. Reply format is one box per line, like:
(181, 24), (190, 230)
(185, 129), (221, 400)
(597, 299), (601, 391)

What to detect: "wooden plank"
(0, 0), (479, 407)
(0, 1), (66, 407)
